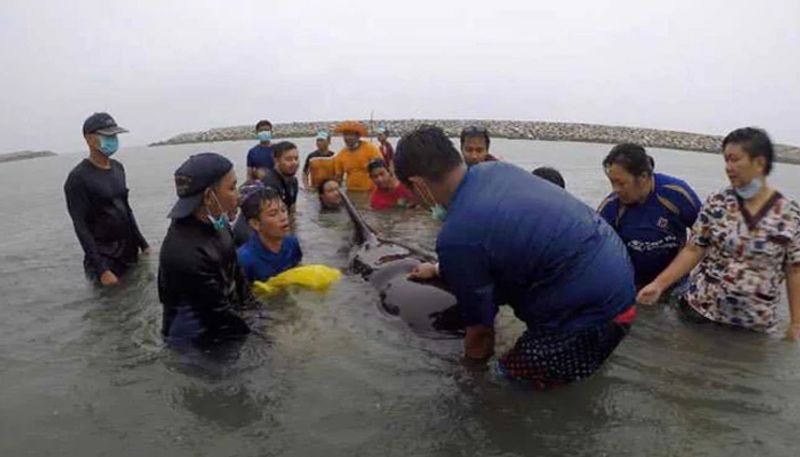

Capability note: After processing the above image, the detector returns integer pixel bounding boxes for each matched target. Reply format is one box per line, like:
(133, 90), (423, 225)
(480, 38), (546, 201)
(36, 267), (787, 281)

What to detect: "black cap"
(168, 152), (233, 219)
(83, 112), (129, 136)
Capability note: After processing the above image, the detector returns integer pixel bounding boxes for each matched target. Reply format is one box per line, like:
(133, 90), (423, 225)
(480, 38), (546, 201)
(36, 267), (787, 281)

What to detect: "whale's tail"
(338, 189), (379, 245)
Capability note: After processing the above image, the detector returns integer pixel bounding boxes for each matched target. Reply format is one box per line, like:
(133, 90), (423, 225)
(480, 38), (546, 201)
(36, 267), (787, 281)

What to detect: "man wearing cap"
(158, 153), (255, 348)
(302, 130), (336, 190)
(246, 120), (275, 177)
(64, 112), (148, 286)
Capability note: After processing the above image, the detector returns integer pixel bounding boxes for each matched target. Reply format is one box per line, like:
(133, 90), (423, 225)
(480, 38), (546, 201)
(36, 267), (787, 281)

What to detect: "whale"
(338, 190), (464, 338)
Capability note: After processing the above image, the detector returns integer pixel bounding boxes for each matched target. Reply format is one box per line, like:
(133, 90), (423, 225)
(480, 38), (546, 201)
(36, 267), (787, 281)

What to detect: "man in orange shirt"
(333, 121), (383, 191)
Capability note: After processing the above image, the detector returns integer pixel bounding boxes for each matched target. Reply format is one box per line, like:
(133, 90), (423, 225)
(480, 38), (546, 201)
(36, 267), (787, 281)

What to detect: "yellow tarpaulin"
(252, 264), (342, 297)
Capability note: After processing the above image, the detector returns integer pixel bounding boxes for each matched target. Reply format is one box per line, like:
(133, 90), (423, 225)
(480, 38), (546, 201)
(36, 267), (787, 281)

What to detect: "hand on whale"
(337, 189), (465, 338)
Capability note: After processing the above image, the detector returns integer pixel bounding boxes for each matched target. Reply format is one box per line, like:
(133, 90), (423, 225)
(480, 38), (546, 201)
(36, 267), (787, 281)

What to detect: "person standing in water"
(367, 159), (418, 210)
(237, 187), (303, 283)
(246, 120), (275, 177)
(333, 121), (383, 191)
(376, 126), (394, 168)
(638, 128), (800, 341)
(397, 125), (636, 389)
(460, 126), (498, 167)
(303, 130), (336, 190)
(64, 112), (149, 286)
(158, 153), (254, 348)
(262, 141), (300, 213)
(598, 143), (701, 289)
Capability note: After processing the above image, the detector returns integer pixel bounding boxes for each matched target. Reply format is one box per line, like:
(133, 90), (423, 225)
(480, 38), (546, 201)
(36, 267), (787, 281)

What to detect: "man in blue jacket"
(397, 125), (636, 389)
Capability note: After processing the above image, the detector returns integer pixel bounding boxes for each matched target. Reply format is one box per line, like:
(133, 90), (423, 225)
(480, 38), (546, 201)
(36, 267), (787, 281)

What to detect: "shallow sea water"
(1, 137), (799, 457)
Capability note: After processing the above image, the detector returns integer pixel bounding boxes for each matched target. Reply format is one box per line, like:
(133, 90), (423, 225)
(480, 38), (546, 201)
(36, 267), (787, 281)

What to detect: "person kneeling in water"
(397, 126), (636, 389)
(237, 187), (303, 283)
(368, 159), (419, 210)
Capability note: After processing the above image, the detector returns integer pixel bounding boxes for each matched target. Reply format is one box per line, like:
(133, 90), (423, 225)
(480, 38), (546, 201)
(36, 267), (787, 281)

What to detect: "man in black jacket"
(64, 112), (148, 286)
(159, 152), (256, 349)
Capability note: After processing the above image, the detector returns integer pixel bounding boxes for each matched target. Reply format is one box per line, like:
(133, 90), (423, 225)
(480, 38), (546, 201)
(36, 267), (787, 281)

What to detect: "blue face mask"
(98, 135), (119, 156)
(257, 131), (273, 143)
(430, 204), (448, 221)
(735, 178), (763, 200)
(414, 181), (448, 221)
(206, 191), (230, 231)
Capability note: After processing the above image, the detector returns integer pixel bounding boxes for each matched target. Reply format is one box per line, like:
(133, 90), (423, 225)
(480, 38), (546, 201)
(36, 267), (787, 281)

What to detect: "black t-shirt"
(303, 150), (335, 174)
(262, 168), (299, 210)
(63, 158), (148, 278)
(158, 217), (255, 344)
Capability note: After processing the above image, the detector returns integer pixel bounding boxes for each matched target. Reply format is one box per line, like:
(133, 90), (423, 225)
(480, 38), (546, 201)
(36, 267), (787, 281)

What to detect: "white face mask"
(734, 178), (763, 200)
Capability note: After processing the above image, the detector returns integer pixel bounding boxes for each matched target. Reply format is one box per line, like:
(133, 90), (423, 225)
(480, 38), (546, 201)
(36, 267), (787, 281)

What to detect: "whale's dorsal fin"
(338, 189), (379, 245)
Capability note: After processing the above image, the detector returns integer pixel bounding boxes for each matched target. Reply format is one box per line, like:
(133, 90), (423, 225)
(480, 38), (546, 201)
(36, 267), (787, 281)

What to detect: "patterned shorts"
(497, 307), (635, 389)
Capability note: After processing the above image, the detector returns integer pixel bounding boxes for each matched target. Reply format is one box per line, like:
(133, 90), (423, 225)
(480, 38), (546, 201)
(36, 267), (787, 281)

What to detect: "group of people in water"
(64, 112), (800, 389)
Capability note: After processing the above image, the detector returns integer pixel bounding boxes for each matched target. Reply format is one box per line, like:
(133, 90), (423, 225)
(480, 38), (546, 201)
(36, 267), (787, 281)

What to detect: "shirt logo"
(657, 217), (669, 229)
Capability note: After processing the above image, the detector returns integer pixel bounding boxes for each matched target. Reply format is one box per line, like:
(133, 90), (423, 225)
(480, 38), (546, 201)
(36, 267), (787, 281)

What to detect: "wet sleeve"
(438, 243), (498, 327)
(126, 195), (148, 250)
(185, 249), (249, 311)
(64, 172), (108, 274)
(117, 164), (148, 250)
(235, 256), (258, 309)
(688, 193), (717, 248)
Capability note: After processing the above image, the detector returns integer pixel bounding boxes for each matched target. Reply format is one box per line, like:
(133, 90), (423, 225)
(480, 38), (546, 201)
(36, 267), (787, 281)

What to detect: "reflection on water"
(1, 138), (799, 456)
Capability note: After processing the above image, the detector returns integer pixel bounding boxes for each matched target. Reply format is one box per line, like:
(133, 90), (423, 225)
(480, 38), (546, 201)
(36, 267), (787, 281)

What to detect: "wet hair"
(317, 177), (337, 195)
(367, 158), (387, 174)
(602, 143), (654, 177)
(272, 141), (298, 159)
(532, 166), (566, 188)
(241, 187), (282, 221)
(459, 126), (491, 149)
(255, 120), (273, 131)
(395, 125), (463, 185)
(722, 127), (774, 175)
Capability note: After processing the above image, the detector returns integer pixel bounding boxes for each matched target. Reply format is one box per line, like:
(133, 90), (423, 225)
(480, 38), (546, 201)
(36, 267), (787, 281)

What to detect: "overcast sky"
(1, 0), (798, 153)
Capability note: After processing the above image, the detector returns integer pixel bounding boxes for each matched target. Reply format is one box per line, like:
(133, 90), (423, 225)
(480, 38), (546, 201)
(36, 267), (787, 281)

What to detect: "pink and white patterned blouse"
(685, 188), (800, 332)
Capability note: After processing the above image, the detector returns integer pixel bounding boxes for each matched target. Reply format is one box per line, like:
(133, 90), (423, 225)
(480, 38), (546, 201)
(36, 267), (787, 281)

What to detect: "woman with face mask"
(638, 128), (800, 341)
(158, 152), (256, 350)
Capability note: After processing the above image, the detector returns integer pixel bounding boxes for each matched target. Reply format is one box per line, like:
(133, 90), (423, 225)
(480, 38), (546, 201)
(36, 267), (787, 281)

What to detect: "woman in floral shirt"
(638, 127), (800, 341)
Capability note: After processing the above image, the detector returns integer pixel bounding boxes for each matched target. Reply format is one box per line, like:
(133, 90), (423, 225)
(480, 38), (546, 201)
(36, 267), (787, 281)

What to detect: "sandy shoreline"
(150, 120), (800, 164)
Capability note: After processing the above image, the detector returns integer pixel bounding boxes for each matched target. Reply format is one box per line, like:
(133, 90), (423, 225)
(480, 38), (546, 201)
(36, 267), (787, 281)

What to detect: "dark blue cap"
(83, 112), (128, 136)
(168, 152), (233, 219)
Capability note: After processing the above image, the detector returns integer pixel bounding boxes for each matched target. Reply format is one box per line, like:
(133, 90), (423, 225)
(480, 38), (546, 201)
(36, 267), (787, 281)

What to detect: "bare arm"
(637, 244), (706, 304)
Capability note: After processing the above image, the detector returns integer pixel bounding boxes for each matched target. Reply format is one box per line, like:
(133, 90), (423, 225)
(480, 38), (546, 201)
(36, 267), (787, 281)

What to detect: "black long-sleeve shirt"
(158, 216), (256, 345)
(63, 159), (148, 278)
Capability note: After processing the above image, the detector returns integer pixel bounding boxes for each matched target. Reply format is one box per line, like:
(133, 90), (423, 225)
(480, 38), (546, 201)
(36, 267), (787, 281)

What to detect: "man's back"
(438, 162), (635, 332)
